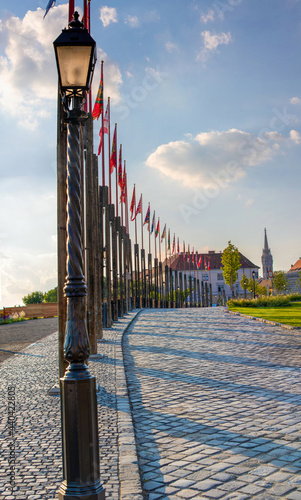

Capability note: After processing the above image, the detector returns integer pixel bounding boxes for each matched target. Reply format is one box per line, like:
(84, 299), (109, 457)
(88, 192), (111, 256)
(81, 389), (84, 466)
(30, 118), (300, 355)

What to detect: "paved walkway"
(123, 308), (301, 500)
(0, 308), (300, 499)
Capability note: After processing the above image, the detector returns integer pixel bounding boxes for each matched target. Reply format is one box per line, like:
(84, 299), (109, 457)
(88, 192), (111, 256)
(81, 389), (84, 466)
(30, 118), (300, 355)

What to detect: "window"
(217, 273), (224, 281)
(203, 273), (209, 281)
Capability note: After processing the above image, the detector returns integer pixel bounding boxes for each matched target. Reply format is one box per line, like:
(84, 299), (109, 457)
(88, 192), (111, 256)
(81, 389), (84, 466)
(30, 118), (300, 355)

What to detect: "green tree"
(43, 286), (58, 303)
(296, 271), (301, 291)
(221, 241), (241, 297)
(273, 271), (289, 294)
(240, 273), (248, 298)
(22, 291), (44, 305)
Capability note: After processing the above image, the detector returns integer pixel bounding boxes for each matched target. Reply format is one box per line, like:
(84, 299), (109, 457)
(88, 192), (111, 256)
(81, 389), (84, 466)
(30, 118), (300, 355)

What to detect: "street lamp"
(252, 270), (256, 299)
(54, 13), (105, 500)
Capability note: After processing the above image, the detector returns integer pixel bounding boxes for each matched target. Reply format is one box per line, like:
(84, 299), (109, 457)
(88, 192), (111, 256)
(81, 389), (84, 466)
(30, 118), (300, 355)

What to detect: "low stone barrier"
(1, 303), (58, 319)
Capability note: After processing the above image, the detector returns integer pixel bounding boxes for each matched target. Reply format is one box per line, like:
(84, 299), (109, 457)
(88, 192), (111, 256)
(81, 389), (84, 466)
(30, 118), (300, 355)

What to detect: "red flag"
(183, 241), (185, 262)
(197, 255), (202, 268)
(120, 164), (126, 203)
(208, 259), (211, 271)
(110, 124), (117, 174)
(130, 185), (136, 221)
(92, 65), (103, 120)
(172, 234), (175, 253)
(177, 237), (180, 254)
(118, 145), (123, 189)
(204, 257), (207, 270)
(192, 249), (195, 263)
(135, 194), (142, 218)
(97, 104), (108, 155)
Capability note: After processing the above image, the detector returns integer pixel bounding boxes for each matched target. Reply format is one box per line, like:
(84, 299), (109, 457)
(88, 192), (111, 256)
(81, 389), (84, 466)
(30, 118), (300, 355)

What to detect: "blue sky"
(1, 0), (301, 307)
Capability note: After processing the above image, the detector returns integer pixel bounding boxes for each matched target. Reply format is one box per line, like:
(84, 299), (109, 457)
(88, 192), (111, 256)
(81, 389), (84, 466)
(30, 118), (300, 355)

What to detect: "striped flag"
(172, 234), (175, 254)
(177, 237), (180, 254)
(155, 220), (160, 238)
(197, 254), (202, 268)
(92, 66), (103, 120)
(150, 212), (155, 234)
(161, 224), (166, 243)
(135, 194), (142, 218)
(144, 206), (150, 227)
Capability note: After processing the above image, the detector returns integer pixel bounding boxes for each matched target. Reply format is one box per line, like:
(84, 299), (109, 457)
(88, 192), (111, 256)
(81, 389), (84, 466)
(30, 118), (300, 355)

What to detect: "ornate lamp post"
(54, 13), (105, 500)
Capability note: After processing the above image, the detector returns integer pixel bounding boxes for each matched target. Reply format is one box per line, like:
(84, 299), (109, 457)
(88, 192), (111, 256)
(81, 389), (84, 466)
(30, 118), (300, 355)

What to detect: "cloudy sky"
(1, 0), (301, 307)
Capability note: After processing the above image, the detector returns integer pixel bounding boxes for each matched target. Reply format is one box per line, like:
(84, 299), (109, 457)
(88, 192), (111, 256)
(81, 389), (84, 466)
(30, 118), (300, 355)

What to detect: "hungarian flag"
(197, 254), (202, 268)
(144, 206), (150, 227)
(110, 124), (117, 174)
(97, 104), (109, 155)
(150, 212), (155, 234)
(130, 185), (136, 221)
(161, 224), (166, 243)
(172, 234), (175, 254)
(135, 194), (142, 218)
(118, 145), (123, 189)
(177, 237), (180, 254)
(155, 220), (160, 238)
(92, 66), (103, 120)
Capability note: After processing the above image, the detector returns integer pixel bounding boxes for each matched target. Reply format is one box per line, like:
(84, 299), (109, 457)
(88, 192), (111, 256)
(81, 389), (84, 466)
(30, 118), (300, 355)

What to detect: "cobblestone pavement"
(123, 308), (301, 500)
(0, 312), (142, 500)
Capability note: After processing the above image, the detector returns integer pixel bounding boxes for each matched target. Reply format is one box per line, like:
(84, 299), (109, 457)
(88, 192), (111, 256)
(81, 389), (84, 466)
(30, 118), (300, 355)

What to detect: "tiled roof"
(162, 251), (259, 271)
(288, 259), (301, 273)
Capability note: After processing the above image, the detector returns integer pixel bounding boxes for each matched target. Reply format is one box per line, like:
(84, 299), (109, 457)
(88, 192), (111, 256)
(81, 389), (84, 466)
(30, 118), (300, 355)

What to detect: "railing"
(1, 303), (58, 319)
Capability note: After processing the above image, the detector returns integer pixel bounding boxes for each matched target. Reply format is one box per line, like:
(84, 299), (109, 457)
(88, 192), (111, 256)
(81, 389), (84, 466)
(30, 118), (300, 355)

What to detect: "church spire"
(261, 228), (273, 279)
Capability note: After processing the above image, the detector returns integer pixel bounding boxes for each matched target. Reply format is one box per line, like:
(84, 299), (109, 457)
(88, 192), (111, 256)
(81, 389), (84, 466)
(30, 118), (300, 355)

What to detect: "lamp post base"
(58, 483), (105, 500)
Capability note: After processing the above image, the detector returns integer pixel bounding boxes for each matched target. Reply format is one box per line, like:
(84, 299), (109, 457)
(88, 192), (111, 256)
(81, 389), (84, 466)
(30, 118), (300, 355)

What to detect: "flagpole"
(165, 228), (167, 262)
(115, 124), (118, 215)
(125, 163), (128, 233)
(101, 61), (105, 186)
(118, 144), (122, 221)
(154, 212), (157, 260)
(69, 0), (74, 22)
(141, 195), (144, 250)
(108, 98), (111, 203)
(158, 218), (161, 263)
(149, 204), (151, 255)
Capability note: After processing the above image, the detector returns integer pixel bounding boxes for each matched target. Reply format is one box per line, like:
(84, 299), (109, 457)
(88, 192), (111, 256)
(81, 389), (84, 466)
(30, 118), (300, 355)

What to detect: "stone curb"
(105, 309), (144, 500)
(226, 308), (297, 330)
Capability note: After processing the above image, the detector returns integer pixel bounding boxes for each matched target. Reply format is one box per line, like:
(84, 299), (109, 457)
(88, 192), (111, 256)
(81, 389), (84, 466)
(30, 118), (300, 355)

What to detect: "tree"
(221, 241), (241, 296)
(43, 286), (58, 303)
(22, 291), (44, 305)
(240, 273), (248, 298)
(273, 271), (288, 294)
(296, 271), (301, 291)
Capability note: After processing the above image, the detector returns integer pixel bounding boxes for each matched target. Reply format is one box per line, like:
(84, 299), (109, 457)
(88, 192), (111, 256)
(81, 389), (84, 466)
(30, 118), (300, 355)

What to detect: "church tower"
(261, 228), (273, 279)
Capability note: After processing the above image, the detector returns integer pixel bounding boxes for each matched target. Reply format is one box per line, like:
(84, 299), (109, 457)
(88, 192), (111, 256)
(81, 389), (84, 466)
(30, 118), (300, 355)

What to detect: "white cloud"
(290, 129), (301, 144)
(245, 198), (254, 207)
(92, 48), (122, 104)
(100, 6), (118, 27)
(290, 97), (301, 105)
(201, 9), (216, 23)
(198, 30), (232, 61)
(0, 7), (123, 128)
(0, 5), (67, 128)
(145, 128), (283, 189)
(124, 15), (139, 28)
(165, 42), (178, 53)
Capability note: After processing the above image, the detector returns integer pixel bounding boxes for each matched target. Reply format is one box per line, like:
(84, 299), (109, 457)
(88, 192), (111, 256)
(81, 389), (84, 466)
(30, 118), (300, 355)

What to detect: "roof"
(162, 251), (259, 271)
(258, 278), (272, 288)
(288, 259), (301, 273)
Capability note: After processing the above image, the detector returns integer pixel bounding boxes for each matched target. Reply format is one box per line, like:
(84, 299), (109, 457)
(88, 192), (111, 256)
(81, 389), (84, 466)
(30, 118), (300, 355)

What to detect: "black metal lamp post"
(54, 13), (105, 500)
(252, 270), (256, 299)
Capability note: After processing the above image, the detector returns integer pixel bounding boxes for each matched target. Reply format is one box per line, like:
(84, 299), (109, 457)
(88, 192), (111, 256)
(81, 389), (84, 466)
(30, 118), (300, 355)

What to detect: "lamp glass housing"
(53, 13), (96, 96)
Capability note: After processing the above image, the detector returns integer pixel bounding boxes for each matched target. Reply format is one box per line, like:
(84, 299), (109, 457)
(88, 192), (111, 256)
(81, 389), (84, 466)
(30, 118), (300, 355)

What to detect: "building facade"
(165, 250), (259, 300)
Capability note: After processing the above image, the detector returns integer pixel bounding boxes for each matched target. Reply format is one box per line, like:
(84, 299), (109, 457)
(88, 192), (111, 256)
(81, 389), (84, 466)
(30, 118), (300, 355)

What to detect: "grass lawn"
(228, 301), (301, 328)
